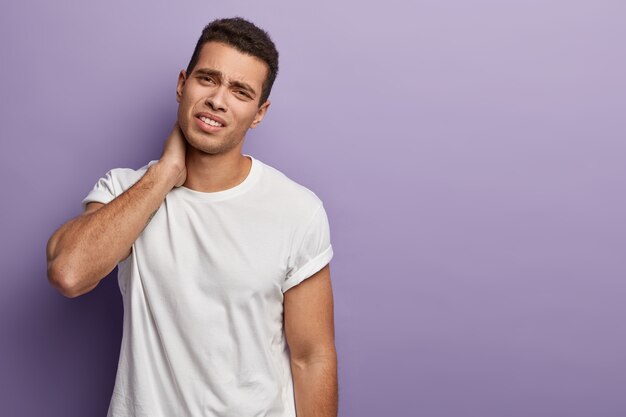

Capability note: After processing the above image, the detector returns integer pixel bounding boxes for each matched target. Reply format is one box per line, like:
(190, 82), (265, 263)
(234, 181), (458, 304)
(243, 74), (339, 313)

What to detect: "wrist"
(153, 160), (183, 189)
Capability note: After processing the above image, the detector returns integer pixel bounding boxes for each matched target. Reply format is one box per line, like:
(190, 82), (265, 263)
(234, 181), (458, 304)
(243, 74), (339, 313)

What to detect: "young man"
(46, 17), (337, 417)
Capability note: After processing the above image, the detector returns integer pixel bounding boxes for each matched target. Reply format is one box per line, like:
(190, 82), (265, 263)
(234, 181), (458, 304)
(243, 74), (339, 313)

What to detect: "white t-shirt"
(81, 154), (334, 417)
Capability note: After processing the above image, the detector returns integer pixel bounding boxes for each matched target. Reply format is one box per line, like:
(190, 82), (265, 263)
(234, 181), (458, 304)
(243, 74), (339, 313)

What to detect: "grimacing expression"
(176, 41), (271, 155)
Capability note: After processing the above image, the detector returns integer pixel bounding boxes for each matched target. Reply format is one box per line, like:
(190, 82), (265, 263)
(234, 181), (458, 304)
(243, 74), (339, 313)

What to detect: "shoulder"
(101, 159), (159, 194)
(258, 160), (324, 215)
(81, 160), (158, 209)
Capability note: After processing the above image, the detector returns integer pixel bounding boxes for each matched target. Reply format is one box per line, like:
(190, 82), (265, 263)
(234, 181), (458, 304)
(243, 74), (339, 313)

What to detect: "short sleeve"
(80, 169), (117, 211)
(282, 204), (334, 293)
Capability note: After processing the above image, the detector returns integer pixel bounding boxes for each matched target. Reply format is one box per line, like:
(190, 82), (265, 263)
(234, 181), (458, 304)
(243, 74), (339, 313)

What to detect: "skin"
(172, 41), (271, 192)
(284, 263), (338, 417)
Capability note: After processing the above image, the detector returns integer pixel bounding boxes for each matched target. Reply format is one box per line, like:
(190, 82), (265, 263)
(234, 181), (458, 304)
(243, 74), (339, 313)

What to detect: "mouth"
(195, 112), (227, 128)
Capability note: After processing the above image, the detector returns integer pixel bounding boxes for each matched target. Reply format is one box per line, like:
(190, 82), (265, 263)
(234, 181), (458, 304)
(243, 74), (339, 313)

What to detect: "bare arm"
(46, 123), (187, 298)
(284, 264), (338, 417)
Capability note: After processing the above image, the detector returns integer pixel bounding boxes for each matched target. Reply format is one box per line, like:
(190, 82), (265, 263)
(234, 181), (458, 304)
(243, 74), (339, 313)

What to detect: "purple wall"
(1, 1), (625, 416)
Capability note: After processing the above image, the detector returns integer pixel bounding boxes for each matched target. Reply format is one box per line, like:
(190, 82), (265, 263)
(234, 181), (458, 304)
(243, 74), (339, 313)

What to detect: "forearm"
(290, 353), (338, 417)
(47, 161), (178, 297)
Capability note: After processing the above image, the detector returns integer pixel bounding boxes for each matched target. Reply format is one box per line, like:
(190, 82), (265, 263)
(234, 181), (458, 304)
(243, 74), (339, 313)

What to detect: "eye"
(202, 76), (216, 84)
(236, 90), (251, 98)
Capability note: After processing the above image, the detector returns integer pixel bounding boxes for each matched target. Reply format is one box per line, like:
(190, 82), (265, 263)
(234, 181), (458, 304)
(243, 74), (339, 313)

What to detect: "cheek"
(177, 104), (194, 133)
(178, 96), (197, 120)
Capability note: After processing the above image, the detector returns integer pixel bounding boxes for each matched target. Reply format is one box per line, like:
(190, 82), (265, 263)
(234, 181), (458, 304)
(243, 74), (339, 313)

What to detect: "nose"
(205, 86), (228, 112)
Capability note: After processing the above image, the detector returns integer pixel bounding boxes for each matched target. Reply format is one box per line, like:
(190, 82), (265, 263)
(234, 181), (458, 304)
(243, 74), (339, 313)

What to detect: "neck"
(182, 146), (252, 193)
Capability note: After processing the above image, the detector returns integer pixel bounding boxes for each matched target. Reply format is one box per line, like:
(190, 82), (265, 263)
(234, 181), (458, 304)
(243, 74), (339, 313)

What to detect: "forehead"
(194, 41), (268, 88)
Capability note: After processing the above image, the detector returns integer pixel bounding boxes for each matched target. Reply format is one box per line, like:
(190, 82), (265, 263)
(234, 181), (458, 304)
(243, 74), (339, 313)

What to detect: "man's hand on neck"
(159, 121), (187, 188)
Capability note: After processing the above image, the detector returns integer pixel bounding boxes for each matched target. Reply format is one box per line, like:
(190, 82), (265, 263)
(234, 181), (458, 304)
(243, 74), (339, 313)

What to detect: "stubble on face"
(175, 41), (271, 158)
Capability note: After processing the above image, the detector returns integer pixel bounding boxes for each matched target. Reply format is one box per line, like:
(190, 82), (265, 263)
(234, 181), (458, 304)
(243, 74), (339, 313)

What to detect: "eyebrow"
(194, 68), (257, 97)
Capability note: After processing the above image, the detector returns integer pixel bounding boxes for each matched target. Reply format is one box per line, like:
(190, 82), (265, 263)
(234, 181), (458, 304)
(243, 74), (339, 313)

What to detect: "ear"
(251, 100), (271, 129)
(176, 70), (187, 103)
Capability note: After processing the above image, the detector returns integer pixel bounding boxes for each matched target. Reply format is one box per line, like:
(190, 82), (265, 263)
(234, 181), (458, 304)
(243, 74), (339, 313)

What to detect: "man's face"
(176, 41), (271, 156)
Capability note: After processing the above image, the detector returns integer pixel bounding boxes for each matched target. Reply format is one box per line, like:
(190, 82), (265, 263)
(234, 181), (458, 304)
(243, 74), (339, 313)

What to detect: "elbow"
(46, 232), (94, 298)
(47, 261), (78, 298)
(46, 235), (72, 297)
(48, 263), (76, 298)
(290, 347), (337, 370)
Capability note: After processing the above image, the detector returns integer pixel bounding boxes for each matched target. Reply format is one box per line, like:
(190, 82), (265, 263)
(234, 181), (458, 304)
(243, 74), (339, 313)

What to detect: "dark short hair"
(185, 17), (279, 107)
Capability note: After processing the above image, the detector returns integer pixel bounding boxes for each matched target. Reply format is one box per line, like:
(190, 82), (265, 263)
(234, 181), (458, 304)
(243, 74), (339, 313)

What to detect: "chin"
(186, 137), (227, 155)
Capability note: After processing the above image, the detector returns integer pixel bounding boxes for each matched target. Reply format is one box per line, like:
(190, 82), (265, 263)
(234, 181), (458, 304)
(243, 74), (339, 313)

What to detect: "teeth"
(200, 116), (223, 127)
